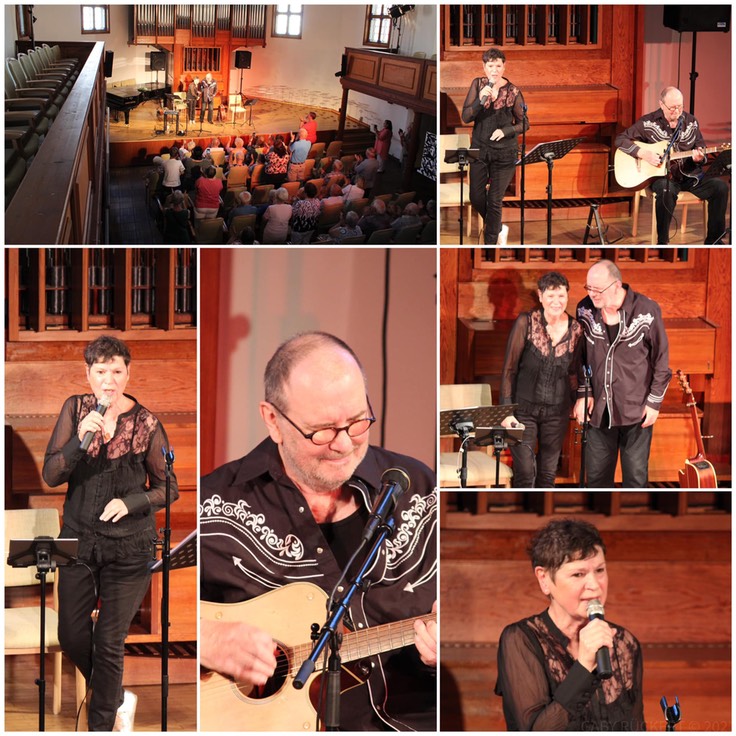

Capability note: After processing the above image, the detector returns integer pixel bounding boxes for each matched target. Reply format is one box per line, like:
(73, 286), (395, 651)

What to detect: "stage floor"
(108, 96), (366, 144)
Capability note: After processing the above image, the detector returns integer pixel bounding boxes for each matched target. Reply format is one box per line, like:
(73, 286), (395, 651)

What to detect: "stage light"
(389, 5), (415, 19)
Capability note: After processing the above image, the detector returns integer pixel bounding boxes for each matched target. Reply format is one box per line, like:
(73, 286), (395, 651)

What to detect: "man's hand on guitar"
(692, 147), (706, 163)
(200, 618), (277, 686)
(414, 601), (437, 667)
(638, 148), (661, 166)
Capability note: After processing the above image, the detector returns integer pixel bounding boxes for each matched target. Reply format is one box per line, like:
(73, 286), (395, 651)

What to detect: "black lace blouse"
(496, 610), (646, 731)
(43, 393), (178, 562)
(500, 309), (583, 409)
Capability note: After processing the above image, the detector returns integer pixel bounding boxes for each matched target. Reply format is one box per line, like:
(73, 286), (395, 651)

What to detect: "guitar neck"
(686, 399), (709, 459)
(287, 613), (436, 676)
(669, 145), (720, 163)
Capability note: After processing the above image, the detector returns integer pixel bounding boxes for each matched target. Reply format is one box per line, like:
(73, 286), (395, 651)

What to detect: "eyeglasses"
(270, 398), (375, 446)
(661, 101), (684, 113)
(583, 281), (617, 296)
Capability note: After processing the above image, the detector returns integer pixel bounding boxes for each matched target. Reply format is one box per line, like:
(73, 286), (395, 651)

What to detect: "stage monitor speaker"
(104, 51), (114, 78)
(150, 51), (166, 71)
(663, 6), (730, 32)
(235, 50), (252, 69)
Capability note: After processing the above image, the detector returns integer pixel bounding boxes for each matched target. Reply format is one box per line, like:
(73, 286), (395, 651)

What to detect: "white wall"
(643, 5), (731, 141)
(30, 5), (163, 85)
(210, 248), (437, 473)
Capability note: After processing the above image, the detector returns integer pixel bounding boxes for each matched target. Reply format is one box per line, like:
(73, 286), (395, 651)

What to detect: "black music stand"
(440, 405), (522, 488)
(444, 147), (480, 245)
(518, 138), (584, 244)
(243, 98), (258, 128)
(661, 696), (681, 731)
(8, 537), (79, 732)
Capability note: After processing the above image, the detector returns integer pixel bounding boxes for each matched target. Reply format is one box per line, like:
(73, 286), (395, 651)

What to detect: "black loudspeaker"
(150, 51), (166, 71)
(104, 50), (114, 78)
(663, 6), (730, 33)
(235, 50), (252, 69)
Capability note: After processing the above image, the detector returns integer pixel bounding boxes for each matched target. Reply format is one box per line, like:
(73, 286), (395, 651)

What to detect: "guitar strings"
(201, 613), (437, 695)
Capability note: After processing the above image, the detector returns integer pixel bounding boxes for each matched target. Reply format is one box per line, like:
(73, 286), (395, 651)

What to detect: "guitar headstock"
(676, 369), (695, 403)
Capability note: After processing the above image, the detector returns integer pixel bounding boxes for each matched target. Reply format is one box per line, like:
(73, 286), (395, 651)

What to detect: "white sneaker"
(497, 223), (509, 246)
(113, 690), (137, 732)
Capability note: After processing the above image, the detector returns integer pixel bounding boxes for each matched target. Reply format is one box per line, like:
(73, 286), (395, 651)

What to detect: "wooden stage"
(108, 95), (368, 168)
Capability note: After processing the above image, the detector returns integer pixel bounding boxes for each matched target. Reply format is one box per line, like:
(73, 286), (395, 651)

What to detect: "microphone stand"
(293, 517), (397, 728)
(577, 365), (592, 488)
(158, 446), (175, 731)
(661, 696), (681, 731)
(519, 92), (528, 245)
(661, 115), (684, 243)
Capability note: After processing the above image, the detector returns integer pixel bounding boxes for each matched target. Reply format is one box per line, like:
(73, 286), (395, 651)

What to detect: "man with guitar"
(200, 332), (437, 731)
(615, 86), (728, 244)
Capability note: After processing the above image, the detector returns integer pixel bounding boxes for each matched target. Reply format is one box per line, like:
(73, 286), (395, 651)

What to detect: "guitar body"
(675, 370), (718, 489)
(678, 457), (718, 488)
(200, 583), (328, 732)
(614, 141), (730, 189)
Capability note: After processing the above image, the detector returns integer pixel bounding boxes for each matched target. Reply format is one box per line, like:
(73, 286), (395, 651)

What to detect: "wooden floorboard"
(5, 654), (196, 732)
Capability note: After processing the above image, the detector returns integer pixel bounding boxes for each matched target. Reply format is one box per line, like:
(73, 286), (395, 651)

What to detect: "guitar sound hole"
(237, 644), (289, 700)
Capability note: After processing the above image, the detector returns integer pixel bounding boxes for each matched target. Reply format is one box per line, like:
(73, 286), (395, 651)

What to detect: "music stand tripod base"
(444, 147), (480, 245)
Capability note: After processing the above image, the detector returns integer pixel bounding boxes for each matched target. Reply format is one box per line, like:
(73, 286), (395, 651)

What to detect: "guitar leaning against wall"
(676, 369), (717, 488)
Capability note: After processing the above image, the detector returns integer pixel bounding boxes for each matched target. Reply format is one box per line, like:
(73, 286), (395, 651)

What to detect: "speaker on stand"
(663, 6), (731, 115)
(235, 50), (252, 99)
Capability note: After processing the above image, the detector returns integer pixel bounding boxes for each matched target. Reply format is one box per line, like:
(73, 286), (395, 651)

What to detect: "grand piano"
(106, 82), (170, 125)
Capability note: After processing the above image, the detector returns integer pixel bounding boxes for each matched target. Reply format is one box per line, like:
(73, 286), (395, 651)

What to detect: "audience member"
(228, 225), (260, 245)
(193, 166), (223, 220)
(324, 159), (347, 189)
(374, 119), (393, 173)
(290, 181), (322, 244)
(262, 187), (293, 244)
(163, 190), (194, 243)
(226, 190), (258, 229)
(391, 202), (421, 234)
(264, 135), (290, 187)
(322, 183), (345, 207)
(354, 147), (379, 192)
(287, 129), (311, 182)
(342, 177), (365, 203)
(328, 210), (363, 243)
(162, 146), (185, 190)
(300, 111), (318, 143)
(358, 198), (392, 238)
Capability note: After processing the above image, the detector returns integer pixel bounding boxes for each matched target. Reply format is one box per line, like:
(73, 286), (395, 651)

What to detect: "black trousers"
(650, 176), (729, 244)
(469, 147), (517, 244)
(510, 403), (569, 488)
(58, 550), (152, 731)
(586, 421), (653, 487)
(200, 98), (214, 124)
(186, 98), (196, 120)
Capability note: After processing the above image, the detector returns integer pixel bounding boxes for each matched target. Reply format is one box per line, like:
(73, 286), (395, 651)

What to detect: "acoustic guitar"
(676, 369), (717, 488)
(614, 141), (730, 189)
(200, 582), (436, 731)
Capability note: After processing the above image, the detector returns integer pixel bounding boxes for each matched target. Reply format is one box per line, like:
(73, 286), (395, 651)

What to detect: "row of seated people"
(156, 183), (436, 245)
(6, 44), (81, 207)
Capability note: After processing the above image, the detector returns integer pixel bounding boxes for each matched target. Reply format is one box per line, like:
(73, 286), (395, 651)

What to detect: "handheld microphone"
(80, 396), (111, 451)
(361, 467), (410, 542)
(586, 599), (613, 679)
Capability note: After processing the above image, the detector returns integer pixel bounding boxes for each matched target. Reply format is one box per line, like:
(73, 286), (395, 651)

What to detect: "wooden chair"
(228, 94), (246, 125)
(208, 148), (226, 167)
(420, 219), (437, 244)
(249, 163), (264, 190)
(339, 234), (366, 244)
(301, 158), (316, 181)
(225, 165), (249, 192)
(366, 227), (394, 244)
(393, 223), (423, 244)
(439, 384), (513, 488)
(305, 178), (325, 193)
(282, 180), (301, 199)
(317, 202), (344, 233)
(229, 213), (257, 235)
(325, 140), (342, 158)
(346, 197), (370, 216)
(393, 190), (416, 209)
(308, 141), (325, 159)
(373, 193), (393, 205)
(195, 217), (225, 244)
(251, 184), (274, 205)
(440, 133), (476, 242)
(340, 155), (356, 177)
(5, 508), (85, 716)
(631, 188), (707, 242)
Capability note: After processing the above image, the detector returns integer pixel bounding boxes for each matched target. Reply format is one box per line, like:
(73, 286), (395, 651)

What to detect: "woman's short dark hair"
(528, 519), (606, 578)
(538, 271), (570, 293)
(483, 47), (506, 64)
(304, 181), (318, 198)
(84, 335), (131, 367)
